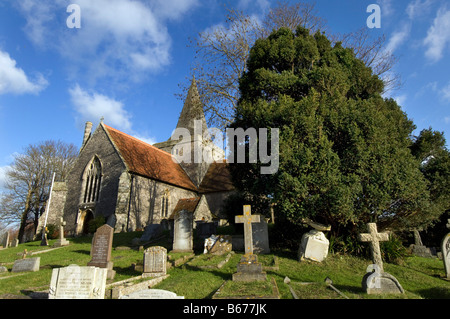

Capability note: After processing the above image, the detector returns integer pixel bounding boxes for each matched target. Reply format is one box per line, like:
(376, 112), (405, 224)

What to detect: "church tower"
(154, 77), (223, 187)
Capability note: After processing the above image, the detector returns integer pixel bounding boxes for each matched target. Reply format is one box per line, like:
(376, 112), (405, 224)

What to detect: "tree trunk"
(18, 189), (33, 244)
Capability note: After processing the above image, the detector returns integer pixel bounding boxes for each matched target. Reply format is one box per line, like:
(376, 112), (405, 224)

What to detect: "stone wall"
(36, 182), (68, 235)
(126, 175), (197, 231)
(62, 125), (126, 235)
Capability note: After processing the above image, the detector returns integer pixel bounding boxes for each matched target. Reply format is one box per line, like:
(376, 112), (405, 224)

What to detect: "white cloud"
(444, 117), (450, 124)
(424, 6), (450, 62)
(406, 0), (433, 20)
(394, 94), (407, 106)
(377, 0), (394, 17)
(132, 134), (157, 146)
(15, 0), (198, 83)
(385, 23), (411, 53)
(440, 82), (450, 102)
(238, 0), (270, 14)
(69, 84), (132, 132)
(0, 49), (48, 95)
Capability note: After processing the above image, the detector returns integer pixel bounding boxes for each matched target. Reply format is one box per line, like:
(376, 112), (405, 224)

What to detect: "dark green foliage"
(88, 216), (106, 233)
(380, 234), (409, 264)
(229, 26), (441, 236)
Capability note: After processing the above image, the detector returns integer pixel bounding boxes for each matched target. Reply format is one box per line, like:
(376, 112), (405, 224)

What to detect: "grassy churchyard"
(0, 231), (449, 299)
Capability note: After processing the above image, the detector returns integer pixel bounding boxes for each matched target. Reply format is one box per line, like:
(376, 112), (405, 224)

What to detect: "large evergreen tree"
(229, 27), (432, 235)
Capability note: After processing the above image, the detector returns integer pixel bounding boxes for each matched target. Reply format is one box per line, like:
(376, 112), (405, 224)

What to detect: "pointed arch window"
(83, 157), (102, 204)
(161, 189), (170, 218)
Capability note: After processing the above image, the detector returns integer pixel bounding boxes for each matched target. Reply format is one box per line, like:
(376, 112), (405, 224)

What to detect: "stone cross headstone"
(442, 219), (450, 279)
(87, 224), (115, 279)
(235, 205), (261, 255)
(143, 246), (167, 277)
(172, 210), (194, 253)
(359, 223), (390, 273)
(49, 265), (107, 299)
(53, 217), (69, 247)
(233, 205), (266, 282)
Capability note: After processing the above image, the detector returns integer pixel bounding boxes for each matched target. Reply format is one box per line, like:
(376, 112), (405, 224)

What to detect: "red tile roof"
(169, 197), (201, 219)
(103, 124), (198, 191)
(198, 161), (235, 193)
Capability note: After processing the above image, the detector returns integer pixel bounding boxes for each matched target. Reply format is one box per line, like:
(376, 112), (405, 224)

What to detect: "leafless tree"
(0, 140), (77, 242)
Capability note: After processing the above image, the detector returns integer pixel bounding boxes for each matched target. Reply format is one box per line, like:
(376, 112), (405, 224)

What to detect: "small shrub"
(88, 216), (106, 233)
(381, 234), (408, 265)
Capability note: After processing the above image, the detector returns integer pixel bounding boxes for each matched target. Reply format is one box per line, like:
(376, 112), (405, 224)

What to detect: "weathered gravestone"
(119, 289), (184, 299)
(359, 223), (404, 294)
(53, 217), (70, 247)
(10, 238), (19, 248)
(231, 217), (270, 254)
(362, 264), (404, 295)
(139, 224), (162, 243)
(87, 224), (115, 279)
(143, 246), (167, 277)
(298, 218), (331, 262)
(172, 210), (194, 253)
(442, 219), (450, 280)
(12, 257), (40, 273)
(1, 231), (10, 249)
(359, 223), (389, 273)
(252, 217), (270, 254)
(204, 235), (232, 255)
(410, 228), (433, 258)
(49, 265), (107, 299)
(232, 205), (267, 282)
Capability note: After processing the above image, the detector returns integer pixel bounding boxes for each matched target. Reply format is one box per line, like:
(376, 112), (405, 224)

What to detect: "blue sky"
(0, 0), (449, 190)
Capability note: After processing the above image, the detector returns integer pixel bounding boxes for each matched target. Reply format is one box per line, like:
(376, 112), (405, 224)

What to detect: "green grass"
(0, 232), (449, 299)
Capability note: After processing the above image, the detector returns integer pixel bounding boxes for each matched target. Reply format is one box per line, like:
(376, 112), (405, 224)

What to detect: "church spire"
(176, 76), (208, 137)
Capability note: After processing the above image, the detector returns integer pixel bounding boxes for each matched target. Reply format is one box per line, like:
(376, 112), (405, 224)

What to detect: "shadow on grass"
(417, 287), (450, 299)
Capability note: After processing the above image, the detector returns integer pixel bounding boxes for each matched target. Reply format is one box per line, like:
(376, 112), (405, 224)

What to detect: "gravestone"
(119, 289), (184, 299)
(298, 218), (331, 262)
(1, 231), (10, 249)
(53, 217), (70, 247)
(139, 224), (162, 243)
(10, 238), (19, 248)
(12, 257), (40, 273)
(49, 265), (107, 299)
(358, 223), (389, 272)
(172, 210), (194, 253)
(87, 224), (115, 279)
(232, 205), (267, 282)
(362, 264), (404, 294)
(442, 219), (450, 279)
(410, 229), (433, 258)
(143, 246), (167, 277)
(252, 217), (270, 254)
(209, 235), (232, 255)
(359, 223), (404, 294)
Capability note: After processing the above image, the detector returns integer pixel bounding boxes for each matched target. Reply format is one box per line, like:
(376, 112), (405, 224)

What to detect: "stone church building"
(38, 78), (234, 236)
